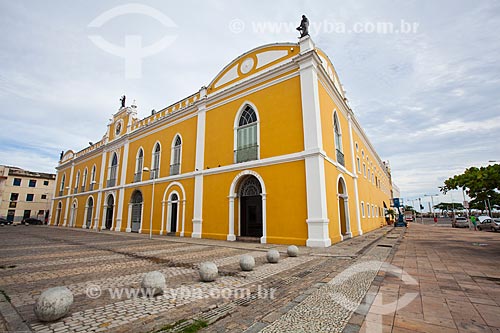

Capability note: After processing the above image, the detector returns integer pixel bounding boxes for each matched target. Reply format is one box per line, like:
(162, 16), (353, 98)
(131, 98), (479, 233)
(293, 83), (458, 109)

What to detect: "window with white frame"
(357, 157), (361, 173)
(152, 143), (160, 179)
(170, 135), (182, 175)
(333, 112), (345, 166)
(90, 165), (96, 190)
(82, 168), (87, 192)
(59, 174), (66, 196)
(134, 148), (144, 182)
(367, 203), (371, 217)
(74, 171), (80, 193)
(107, 153), (118, 187)
(235, 104), (258, 163)
(361, 202), (365, 217)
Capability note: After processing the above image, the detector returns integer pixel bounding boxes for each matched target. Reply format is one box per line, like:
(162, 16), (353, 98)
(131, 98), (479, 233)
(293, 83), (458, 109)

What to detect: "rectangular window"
(23, 210), (31, 219)
(9, 202), (16, 208)
(43, 180), (49, 186)
(26, 194), (34, 202)
(13, 178), (21, 186)
(357, 157), (361, 173)
(361, 202), (365, 217)
(363, 164), (366, 177)
(367, 203), (371, 217)
(29, 179), (37, 187)
(236, 124), (258, 163)
(41, 194), (47, 199)
(10, 193), (19, 201)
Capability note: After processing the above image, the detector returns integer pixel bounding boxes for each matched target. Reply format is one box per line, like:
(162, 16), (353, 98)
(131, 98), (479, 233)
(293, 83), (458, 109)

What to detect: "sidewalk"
(356, 223), (500, 333)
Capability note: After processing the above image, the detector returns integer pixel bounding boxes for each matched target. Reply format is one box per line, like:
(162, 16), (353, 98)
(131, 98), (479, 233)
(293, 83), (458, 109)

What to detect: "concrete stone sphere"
(199, 262), (218, 282)
(141, 271), (166, 296)
(239, 255), (255, 271)
(287, 245), (299, 257)
(34, 287), (73, 322)
(266, 249), (280, 263)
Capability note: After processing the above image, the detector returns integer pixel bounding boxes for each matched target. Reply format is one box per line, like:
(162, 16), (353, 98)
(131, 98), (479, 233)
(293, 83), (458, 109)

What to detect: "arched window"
(90, 165), (96, 190)
(134, 148), (144, 182)
(74, 171), (80, 194)
(235, 104), (258, 163)
(170, 135), (182, 175)
(130, 190), (143, 232)
(59, 174), (66, 196)
(333, 112), (344, 166)
(107, 153), (118, 187)
(152, 143), (161, 179)
(82, 168), (88, 192)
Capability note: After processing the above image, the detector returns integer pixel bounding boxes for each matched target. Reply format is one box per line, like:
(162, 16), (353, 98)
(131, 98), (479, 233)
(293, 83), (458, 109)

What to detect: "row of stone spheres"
(34, 246), (299, 322)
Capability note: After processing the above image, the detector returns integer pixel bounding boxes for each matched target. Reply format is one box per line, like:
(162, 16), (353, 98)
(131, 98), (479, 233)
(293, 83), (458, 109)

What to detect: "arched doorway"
(130, 190), (143, 233)
(105, 195), (114, 230)
(70, 200), (77, 227)
(338, 177), (351, 238)
(169, 193), (179, 233)
(86, 197), (94, 228)
(56, 202), (62, 225)
(239, 176), (263, 237)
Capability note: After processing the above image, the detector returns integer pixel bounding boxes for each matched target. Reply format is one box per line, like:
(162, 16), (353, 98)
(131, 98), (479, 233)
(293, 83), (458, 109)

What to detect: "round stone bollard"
(199, 262), (218, 282)
(34, 287), (73, 322)
(239, 255), (255, 271)
(266, 249), (280, 263)
(287, 245), (299, 257)
(141, 271), (166, 296)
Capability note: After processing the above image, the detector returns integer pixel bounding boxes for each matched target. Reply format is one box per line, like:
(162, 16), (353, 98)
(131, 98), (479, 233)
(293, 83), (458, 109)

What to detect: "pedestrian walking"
(471, 215), (477, 231)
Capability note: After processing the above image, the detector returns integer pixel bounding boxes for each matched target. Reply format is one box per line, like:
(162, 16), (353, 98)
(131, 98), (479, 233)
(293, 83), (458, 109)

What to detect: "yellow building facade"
(50, 37), (392, 247)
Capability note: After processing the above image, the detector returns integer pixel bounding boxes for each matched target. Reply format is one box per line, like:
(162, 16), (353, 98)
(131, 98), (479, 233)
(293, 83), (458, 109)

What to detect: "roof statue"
(120, 95), (126, 108)
(296, 15), (309, 38)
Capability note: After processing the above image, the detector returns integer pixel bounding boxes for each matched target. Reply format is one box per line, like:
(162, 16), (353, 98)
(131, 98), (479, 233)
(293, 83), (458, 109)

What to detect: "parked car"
(452, 216), (469, 228)
(0, 217), (12, 225)
(477, 216), (499, 232)
(21, 218), (43, 225)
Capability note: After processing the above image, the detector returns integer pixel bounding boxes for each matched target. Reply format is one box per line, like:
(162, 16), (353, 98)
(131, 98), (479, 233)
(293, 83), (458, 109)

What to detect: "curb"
(0, 291), (32, 332)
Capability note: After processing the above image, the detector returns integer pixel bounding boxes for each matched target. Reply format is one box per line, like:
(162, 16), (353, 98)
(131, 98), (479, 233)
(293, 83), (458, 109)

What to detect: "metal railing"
(336, 149), (345, 167)
(170, 163), (180, 175)
(235, 145), (258, 163)
(133, 172), (142, 183)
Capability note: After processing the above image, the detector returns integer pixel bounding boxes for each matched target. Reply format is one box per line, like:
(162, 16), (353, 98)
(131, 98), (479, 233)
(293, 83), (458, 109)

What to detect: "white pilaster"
(63, 163), (75, 227)
(126, 202), (132, 232)
(115, 141), (129, 231)
(298, 37), (331, 247)
(348, 114), (362, 235)
(227, 195), (236, 241)
(260, 194), (267, 244)
(160, 201), (166, 235)
(192, 95), (206, 239)
(94, 150), (108, 230)
(180, 199), (186, 237)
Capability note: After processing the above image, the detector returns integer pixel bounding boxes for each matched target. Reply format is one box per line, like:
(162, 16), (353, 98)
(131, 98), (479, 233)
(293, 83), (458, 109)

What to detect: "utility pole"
(418, 198), (423, 224)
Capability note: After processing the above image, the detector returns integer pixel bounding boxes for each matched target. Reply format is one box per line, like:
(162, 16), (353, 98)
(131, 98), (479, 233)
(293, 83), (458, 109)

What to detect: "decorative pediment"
(208, 43), (297, 92)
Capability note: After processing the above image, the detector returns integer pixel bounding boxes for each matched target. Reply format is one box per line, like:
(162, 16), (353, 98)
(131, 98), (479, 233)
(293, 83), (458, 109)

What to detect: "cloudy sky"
(1, 0), (499, 209)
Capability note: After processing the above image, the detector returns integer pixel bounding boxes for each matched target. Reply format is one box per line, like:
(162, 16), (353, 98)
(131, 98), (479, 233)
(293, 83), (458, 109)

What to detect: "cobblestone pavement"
(353, 223), (500, 333)
(0, 225), (394, 332)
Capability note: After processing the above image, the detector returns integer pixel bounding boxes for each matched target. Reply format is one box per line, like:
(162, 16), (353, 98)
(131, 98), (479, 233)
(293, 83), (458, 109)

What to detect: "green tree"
(441, 164), (500, 215)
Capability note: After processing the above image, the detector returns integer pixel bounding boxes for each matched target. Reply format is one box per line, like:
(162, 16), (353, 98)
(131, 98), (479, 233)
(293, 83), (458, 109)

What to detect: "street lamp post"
(142, 167), (155, 240)
(424, 194), (439, 218)
(418, 198), (423, 224)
